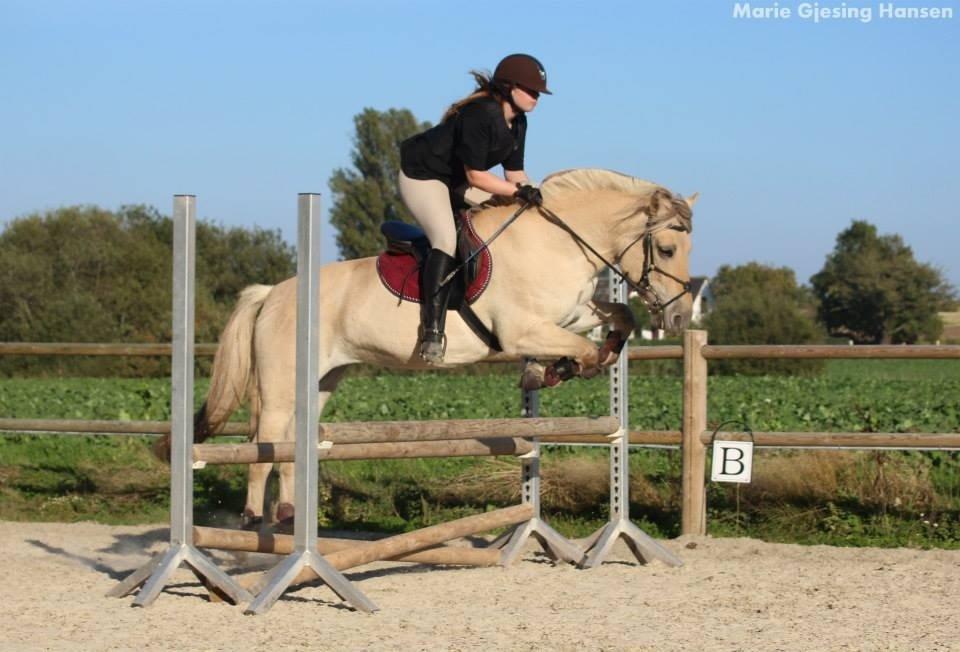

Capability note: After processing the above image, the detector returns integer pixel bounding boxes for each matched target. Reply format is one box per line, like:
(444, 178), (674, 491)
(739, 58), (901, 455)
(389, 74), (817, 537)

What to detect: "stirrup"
(419, 329), (447, 363)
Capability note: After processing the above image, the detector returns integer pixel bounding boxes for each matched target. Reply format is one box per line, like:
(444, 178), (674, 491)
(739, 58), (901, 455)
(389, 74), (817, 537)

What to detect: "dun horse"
(158, 168), (696, 526)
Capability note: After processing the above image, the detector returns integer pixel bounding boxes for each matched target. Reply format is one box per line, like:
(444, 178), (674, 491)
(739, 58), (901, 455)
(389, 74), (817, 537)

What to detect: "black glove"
(514, 184), (543, 206)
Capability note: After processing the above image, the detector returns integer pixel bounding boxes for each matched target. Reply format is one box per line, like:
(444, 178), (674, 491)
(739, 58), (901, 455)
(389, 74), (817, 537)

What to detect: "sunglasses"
(517, 85), (540, 100)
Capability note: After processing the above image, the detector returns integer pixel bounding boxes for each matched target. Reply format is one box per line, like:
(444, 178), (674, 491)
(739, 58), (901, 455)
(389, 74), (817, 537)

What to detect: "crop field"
(2, 359), (959, 429)
(1, 359), (959, 548)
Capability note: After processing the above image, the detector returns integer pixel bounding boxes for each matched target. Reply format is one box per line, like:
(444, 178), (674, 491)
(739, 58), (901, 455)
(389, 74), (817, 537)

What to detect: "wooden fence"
(2, 334), (959, 535)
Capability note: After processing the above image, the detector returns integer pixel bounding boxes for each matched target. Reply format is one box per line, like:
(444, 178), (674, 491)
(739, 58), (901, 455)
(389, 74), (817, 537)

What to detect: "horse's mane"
(541, 167), (660, 198)
(505, 168), (693, 233)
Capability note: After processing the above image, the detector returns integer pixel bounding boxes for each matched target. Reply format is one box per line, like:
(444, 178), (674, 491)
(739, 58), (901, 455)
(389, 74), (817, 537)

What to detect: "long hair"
(441, 70), (509, 123)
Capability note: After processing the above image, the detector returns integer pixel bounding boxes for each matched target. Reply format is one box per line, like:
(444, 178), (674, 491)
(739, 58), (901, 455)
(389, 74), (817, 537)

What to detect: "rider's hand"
(514, 184), (543, 206)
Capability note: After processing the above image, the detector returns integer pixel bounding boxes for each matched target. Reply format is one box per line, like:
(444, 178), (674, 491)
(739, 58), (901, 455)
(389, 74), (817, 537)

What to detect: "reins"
(434, 197), (691, 318)
(537, 204), (691, 316)
(438, 201), (532, 289)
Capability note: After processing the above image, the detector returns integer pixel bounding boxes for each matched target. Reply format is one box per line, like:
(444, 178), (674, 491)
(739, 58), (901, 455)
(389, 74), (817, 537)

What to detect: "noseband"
(539, 206), (691, 318)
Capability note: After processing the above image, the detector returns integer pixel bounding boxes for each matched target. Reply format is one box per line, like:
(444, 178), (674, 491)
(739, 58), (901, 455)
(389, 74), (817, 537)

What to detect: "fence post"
(682, 329), (708, 535)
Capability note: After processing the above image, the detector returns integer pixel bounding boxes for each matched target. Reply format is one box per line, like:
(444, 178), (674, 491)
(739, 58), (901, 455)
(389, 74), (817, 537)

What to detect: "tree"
(0, 205), (295, 376)
(704, 263), (823, 375)
(811, 220), (955, 344)
(328, 107), (431, 259)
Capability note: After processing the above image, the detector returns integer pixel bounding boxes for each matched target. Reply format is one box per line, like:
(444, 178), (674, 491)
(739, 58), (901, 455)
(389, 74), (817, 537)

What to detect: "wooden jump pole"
(193, 526), (501, 567)
(235, 504), (534, 592)
(0, 416), (616, 441)
(193, 437), (533, 464)
(681, 330), (708, 536)
(314, 416), (619, 444)
(542, 431), (683, 446)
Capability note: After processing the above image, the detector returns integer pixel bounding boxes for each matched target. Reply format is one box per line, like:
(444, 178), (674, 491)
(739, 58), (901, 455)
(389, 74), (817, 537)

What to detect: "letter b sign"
(710, 440), (753, 484)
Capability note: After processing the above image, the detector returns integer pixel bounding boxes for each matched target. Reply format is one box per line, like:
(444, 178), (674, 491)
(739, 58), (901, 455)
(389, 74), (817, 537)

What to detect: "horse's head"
(618, 188), (697, 333)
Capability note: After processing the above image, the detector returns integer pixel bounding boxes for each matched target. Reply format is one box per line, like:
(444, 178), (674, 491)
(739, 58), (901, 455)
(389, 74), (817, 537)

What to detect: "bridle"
(539, 205), (691, 318)
(627, 227), (692, 314)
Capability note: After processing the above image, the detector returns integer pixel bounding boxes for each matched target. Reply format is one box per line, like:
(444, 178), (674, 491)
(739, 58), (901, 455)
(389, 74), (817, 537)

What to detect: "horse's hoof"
(542, 366), (565, 388)
(546, 357), (581, 385)
(419, 339), (445, 365)
(598, 331), (626, 366)
(276, 502), (295, 524)
(598, 350), (618, 367)
(240, 509), (263, 531)
(519, 362), (546, 391)
(581, 365), (602, 379)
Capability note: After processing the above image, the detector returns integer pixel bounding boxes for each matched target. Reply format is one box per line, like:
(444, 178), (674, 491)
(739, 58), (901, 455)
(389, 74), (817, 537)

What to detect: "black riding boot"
(420, 248), (457, 364)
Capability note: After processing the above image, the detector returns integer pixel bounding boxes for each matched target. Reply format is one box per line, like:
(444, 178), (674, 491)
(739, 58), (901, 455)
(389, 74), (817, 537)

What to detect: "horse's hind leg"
(242, 404), (293, 529)
(274, 366), (348, 525)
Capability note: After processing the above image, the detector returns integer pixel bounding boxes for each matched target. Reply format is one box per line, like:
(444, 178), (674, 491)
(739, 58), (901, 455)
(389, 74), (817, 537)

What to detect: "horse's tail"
(152, 284), (273, 462)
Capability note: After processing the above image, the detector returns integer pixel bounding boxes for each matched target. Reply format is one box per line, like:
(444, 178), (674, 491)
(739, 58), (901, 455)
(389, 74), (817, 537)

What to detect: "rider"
(399, 53), (550, 364)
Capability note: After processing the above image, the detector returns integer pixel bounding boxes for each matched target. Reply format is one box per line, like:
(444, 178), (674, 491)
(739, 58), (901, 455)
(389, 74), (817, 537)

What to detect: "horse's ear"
(685, 192), (700, 209)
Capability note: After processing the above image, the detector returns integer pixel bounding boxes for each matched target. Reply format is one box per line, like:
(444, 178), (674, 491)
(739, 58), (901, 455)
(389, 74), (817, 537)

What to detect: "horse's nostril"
(672, 314), (684, 330)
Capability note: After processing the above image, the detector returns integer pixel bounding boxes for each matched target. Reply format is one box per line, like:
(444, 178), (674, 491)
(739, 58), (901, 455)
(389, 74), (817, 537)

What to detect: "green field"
(1, 360), (959, 548)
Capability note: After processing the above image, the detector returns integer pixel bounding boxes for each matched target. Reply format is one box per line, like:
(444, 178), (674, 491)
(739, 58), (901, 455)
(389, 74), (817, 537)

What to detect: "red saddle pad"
(376, 213), (493, 304)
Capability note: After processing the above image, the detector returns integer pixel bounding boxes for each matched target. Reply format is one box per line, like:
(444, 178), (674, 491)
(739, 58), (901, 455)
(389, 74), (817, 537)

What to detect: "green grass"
(824, 358), (960, 381)
(1, 360), (959, 547)
(0, 434), (169, 523)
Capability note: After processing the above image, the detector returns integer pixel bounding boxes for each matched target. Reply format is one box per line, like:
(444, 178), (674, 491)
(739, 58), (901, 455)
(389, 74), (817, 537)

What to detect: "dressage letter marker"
(711, 440), (754, 484)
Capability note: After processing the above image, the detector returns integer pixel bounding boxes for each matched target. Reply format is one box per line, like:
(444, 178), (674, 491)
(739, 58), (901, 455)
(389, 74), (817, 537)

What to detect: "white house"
(689, 276), (713, 325)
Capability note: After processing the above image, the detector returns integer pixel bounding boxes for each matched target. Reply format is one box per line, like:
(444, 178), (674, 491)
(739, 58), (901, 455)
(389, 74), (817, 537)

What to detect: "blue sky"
(2, 0), (957, 287)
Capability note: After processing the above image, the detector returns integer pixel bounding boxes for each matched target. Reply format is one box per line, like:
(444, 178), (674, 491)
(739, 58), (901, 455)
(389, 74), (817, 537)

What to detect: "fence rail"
(2, 337), (959, 535)
(0, 342), (219, 356)
(0, 341), (679, 361)
(702, 344), (960, 359)
(3, 341), (959, 360)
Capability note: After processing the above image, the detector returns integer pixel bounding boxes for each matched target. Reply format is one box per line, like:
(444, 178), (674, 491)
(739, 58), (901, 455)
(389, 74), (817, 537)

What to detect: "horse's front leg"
(505, 323), (602, 390)
(590, 299), (635, 367)
(551, 299), (636, 371)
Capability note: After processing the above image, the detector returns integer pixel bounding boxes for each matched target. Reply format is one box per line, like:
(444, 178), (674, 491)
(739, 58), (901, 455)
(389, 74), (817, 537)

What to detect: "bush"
(0, 205), (295, 377)
(704, 263), (824, 376)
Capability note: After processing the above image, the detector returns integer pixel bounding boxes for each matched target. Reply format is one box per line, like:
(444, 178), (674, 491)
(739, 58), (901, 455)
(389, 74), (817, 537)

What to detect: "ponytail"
(441, 70), (510, 123)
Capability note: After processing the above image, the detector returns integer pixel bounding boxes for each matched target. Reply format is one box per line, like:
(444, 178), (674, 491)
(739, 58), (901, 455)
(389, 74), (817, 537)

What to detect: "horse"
(158, 168), (696, 527)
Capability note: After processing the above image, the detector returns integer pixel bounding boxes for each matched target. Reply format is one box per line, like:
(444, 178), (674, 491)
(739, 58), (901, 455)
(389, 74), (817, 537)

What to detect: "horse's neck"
(474, 193), (642, 280)
(542, 192), (645, 265)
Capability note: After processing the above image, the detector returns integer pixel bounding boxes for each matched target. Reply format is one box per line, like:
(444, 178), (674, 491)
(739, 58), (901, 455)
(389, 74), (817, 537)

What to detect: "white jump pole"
(107, 195), (253, 606)
(494, 363), (585, 565)
(580, 269), (684, 568)
(244, 194), (377, 615)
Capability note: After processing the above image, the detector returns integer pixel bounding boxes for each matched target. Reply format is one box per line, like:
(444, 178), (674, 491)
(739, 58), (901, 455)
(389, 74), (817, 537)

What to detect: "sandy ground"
(2, 521), (959, 651)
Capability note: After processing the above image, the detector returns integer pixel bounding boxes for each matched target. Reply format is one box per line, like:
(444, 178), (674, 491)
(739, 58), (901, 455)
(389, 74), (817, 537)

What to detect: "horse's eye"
(657, 245), (675, 258)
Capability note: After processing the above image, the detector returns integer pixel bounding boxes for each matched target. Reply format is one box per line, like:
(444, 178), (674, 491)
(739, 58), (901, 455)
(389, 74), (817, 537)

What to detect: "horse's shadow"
(26, 527), (576, 607)
(96, 527), (169, 556)
(26, 531), (166, 582)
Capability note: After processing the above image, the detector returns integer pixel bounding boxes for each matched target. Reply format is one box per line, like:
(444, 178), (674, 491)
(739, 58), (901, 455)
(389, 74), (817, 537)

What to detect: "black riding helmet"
(493, 54), (552, 95)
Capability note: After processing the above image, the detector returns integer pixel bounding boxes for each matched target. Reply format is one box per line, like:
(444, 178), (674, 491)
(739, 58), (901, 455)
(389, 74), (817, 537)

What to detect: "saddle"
(376, 211), (501, 351)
